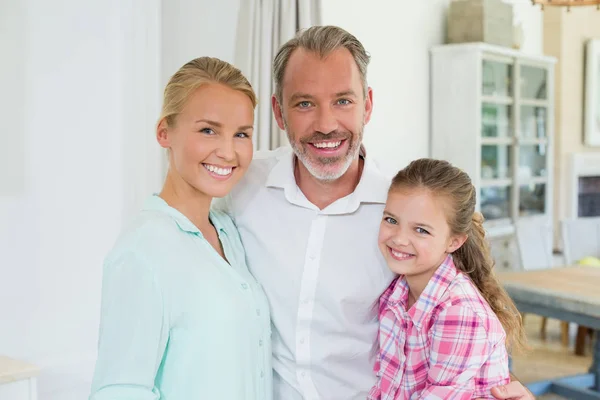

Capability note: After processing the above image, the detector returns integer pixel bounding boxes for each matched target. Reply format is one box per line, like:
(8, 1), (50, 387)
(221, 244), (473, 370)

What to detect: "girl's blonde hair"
(159, 57), (257, 127)
(390, 158), (526, 353)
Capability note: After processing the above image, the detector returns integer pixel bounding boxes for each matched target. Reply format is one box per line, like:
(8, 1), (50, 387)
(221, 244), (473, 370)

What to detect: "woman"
(89, 57), (272, 400)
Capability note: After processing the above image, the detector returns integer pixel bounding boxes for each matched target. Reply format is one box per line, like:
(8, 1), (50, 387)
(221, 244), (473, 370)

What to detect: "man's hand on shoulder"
(489, 380), (534, 400)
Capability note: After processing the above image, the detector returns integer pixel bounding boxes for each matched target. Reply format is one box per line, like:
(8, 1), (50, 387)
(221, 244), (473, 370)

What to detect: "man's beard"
(285, 120), (364, 182)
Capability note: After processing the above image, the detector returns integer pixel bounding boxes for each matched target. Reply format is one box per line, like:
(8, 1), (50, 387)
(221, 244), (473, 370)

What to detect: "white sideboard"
(0, 356), (39, 400)
(431, 42), (557, 271)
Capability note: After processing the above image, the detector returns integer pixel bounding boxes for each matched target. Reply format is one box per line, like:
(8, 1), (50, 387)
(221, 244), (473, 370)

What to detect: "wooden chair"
(514, 217), (569, 344)
(560, 217), (600, 355)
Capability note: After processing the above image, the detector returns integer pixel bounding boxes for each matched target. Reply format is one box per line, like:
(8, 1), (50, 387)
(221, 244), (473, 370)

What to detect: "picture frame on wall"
(585, 39), (600, 146)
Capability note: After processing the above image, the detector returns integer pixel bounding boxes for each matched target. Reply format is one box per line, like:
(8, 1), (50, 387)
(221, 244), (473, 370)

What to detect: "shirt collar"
(382, 254), (458, 329)
(142, 194), (227, 236)
(265, 146), (390, 212)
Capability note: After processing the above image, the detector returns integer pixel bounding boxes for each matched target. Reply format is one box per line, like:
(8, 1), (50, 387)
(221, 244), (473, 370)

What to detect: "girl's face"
(378, 188), (467, 282)
(157, 83), (254, 199)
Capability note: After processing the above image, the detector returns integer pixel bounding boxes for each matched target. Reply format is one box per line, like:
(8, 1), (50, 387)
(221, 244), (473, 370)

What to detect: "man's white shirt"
(215, 146), (396, 400)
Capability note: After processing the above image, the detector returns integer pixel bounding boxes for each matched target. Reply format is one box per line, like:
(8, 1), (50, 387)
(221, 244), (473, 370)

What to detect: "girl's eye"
(416, 227), (430, 235)
(384, 216), (397, 225)
(337, 99), (351, 105)
(235, 132), (250, 138)
(200, 128), (215, 135)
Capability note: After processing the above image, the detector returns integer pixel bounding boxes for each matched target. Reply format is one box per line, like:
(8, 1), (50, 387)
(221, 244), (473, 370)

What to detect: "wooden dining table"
(498, 265), (600, 399)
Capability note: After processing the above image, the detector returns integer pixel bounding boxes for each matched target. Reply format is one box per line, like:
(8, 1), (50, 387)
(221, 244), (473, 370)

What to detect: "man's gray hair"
(272, 25), (370, 104)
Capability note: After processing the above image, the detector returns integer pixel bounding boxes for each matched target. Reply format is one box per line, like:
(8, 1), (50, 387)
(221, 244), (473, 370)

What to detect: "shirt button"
(260, 370), (264, 378)
(299, 337), (305, 344)
(259, 339), (263, 346)
(301, 371), (306, 377)
(256, 309), (261, 316)
(309, 254), (316, 260)
(241, 283), (248, 289)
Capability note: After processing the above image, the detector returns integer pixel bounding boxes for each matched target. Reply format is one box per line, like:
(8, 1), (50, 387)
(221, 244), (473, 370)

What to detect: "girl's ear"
(447, 233), (468, 253)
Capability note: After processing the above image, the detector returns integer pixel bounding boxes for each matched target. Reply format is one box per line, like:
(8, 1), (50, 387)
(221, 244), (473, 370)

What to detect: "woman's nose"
(215, 136), (235, 161)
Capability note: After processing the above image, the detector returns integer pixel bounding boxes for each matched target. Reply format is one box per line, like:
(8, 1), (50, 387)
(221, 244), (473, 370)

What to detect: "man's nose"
(314, 106), (338, 134)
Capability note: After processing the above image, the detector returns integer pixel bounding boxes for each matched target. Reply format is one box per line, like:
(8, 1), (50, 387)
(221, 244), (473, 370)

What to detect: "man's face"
(272, 48), (373, 181)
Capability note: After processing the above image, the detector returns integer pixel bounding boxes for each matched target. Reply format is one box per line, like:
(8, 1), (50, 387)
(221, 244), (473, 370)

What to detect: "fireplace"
(569, 153), (600, 218)
(578, 176), (600, 217)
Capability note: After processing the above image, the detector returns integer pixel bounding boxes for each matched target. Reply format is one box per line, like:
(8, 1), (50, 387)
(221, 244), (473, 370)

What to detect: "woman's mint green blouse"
(89, 195), (272, 400)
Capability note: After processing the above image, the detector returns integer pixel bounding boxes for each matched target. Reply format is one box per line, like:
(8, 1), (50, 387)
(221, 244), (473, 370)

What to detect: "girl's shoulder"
(433, 273), (506, 339)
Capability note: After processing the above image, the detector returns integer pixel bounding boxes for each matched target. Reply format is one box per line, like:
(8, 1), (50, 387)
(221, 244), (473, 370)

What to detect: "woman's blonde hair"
(390, 158), (526, 353)
(159, 57), (257, 127)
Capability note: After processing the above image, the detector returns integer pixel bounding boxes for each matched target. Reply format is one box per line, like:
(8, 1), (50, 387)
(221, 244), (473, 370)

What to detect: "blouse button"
(259, 339), (263, 346)
(241, 283), (248, 290)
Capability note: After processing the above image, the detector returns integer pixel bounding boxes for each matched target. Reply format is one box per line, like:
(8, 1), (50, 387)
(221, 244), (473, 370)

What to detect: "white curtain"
(234, 0), (322, 151)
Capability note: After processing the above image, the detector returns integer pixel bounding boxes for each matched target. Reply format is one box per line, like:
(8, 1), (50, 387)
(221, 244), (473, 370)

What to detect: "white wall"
(0, 0), (161, 399)
(161, 0), (240, 85)
(321, 0), (543, 172)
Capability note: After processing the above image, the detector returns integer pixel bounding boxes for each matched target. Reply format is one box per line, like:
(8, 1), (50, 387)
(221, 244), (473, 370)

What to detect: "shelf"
(430, 42), (557, 65)
(482, 96), (513, 105)
(481, 137), (514, 145)
(483, 221), (515, 238)
(520, 99), (549, 108)
(518, 177), (548, 186)
(481, 179), (513, 187)
(518, 138), (548, 145)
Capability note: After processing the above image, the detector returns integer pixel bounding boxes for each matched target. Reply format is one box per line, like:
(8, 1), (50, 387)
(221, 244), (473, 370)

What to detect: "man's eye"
(298, 101), (312, 108)
(384, 217), (397, 225)
(337, 99), (351, 105)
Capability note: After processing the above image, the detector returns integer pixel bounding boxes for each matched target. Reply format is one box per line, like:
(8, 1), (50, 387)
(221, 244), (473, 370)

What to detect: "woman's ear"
(156, 118), (171, 149)
(447, 233), (468, 253)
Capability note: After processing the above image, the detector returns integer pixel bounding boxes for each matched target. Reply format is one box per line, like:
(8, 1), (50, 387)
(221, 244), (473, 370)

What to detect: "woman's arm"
(89, 252), (169, 400)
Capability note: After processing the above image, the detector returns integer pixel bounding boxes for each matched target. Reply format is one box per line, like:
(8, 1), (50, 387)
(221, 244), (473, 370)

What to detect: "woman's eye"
(235, 132), (249, 138)
(200, 128), (215, 135)
(416, 227), (430, 235)
(384, 216), (397, 225)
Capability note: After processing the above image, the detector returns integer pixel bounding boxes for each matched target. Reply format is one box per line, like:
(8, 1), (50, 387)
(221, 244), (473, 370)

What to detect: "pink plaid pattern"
(369, 255), (510, 400)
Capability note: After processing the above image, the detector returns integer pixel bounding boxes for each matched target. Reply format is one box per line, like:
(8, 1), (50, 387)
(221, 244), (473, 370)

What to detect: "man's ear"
(363, 87), (373, 125)
(156, 118), (171, 149)
(272, 95), (286, 130)
(447, 233), (468, 253)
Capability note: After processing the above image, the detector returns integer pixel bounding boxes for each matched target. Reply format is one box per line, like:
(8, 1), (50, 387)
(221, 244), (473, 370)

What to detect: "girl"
(369, 158), (525, 400)
(89, 57), (272, 400)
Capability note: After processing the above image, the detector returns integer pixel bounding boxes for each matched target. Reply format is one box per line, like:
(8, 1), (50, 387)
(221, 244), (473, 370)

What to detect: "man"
(217, 25), (532, 400)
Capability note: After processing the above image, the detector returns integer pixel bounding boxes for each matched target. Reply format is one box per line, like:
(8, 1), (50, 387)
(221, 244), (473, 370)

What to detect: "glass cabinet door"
(520, 65), (547, 100)
(517, 64), (550, 217)
(482, 60), (513, 97)
(519, 183), (546, 216)
(519, 145), (547, 178)
(481, 145), (512, 180)
(482, 104), (512, 138)
(520, 105), (547, 140)
(481, 186), (511, 220)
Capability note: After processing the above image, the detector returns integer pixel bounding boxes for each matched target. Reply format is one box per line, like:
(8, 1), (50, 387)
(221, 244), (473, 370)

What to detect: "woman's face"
(158, 83), (254, 199)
